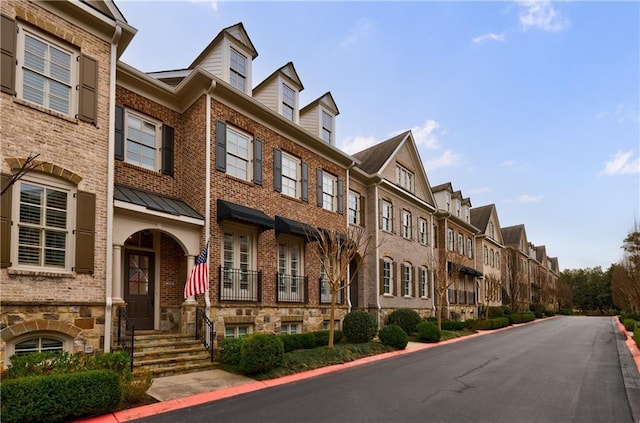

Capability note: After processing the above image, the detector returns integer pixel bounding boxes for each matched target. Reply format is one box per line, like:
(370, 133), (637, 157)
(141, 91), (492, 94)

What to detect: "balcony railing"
(320, 277), (344, 304)
(276, 273), (308, 303)
(218, 266), (261, 302)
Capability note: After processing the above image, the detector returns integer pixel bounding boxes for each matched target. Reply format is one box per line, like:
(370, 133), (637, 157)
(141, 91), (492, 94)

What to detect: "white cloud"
(601, 150), (640, 175)
(470, 186), (492, 194)
(472, 32), (506, 44)
(407, 120), (442, 150)
(189, 0), (218, 11)
(500, 160), (515, 168)
(339, 135), (378, 155)
(517, 194), (544, 203)
(340, 17), (373, 48)
(425, 150), (461, 171)
(517, 1), (570, 32)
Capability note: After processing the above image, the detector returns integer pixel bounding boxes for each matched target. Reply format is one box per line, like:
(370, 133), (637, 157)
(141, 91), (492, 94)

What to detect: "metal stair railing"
(195, 308), (215, 362)
(116, 306), (135, 372)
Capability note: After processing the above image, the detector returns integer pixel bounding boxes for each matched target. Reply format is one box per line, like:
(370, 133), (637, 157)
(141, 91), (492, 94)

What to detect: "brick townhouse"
(0, 0), (135, 365)
(432, 183), (483, 321)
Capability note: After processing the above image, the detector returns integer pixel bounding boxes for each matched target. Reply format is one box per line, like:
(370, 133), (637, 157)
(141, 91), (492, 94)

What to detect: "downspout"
(345, 163), (354, 311)
(204, 81), (216, 317)
(104, 24), (122, 353)
(374, 184), (381, 328)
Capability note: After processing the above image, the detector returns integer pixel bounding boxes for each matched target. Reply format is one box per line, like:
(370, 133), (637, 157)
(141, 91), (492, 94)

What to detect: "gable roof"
(470, 204), (493, 232)
(300, 91), (339, 116)
(253, 61), (304, 93)
(189, 22), (258, 70)
(501, 224), (527, 249)
(352, 132), (407, 174)
(431, 182), (453, 194)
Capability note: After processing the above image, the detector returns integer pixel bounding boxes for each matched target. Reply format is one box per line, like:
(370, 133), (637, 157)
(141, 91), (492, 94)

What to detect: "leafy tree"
(612, 221), (640, 313)
(562, 267), (613, 313)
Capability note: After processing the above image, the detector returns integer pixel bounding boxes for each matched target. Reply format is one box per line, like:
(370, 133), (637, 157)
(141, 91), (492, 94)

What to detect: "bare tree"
(311, 225), (374, 348)
(504, 251), (529, 312)
(431, 250), (457, 331)
(1, 154), (41, 196)
(612, 222), (640, 313)
(482, 274), (502, 320)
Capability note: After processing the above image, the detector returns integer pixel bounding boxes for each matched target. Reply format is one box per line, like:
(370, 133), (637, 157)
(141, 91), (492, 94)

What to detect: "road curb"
(614, 318), (640, 423)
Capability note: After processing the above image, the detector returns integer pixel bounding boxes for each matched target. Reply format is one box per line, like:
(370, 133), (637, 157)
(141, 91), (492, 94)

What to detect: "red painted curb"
(616, 319), (640, 373)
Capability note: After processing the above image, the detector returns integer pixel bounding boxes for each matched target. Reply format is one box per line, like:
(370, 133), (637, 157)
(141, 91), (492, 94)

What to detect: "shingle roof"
(501, 224), (525, 247)
(470, 204), (494, 232)
(352, 131), (408, 174)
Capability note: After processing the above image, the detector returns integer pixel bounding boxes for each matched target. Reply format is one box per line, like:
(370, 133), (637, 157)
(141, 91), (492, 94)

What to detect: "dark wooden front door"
(349, 259), (359, 309)
(124, 250), (154, 330)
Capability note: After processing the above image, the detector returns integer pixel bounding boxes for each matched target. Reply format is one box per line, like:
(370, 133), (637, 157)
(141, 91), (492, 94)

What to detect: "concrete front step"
(136, 360), (219, 378)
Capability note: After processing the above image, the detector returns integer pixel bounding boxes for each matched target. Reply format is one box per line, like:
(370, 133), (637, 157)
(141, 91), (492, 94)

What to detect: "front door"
(349, 259), (359, 309)
(124, 250), (155, 330)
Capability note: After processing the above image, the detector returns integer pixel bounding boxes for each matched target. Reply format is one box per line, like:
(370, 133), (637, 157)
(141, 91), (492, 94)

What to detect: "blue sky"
(115, 0), (640, 271)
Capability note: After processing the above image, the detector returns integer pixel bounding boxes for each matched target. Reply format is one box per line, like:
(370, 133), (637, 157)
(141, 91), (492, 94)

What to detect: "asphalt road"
(134, 316), (637, 423)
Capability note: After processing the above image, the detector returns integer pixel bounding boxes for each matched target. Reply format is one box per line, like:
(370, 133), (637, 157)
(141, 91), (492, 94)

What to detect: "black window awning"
(460, 266), (483, 277)
(216, 199), (274, 230)
(114, 184), (204, 220)
(275, 216), (319, 241)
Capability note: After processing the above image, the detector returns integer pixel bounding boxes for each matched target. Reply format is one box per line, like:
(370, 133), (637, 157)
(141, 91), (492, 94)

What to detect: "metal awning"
(275, 215), (319, 241)
(460, 266), (483, 277)
(114, 184), (203, 220)
(216, 199), (274, 230)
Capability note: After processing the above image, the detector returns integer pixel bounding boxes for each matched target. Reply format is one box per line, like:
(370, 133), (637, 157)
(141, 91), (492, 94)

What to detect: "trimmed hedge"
(3, 350), (130, 379)
(441, 320), (466, 331)
(544, 310), (556, 317)
(623, 319), (638, 332)
(343, 310), (377, 343)
(558, 308), (573, 315)
(416, 322), (441, 342)
(509, 313), (535, 324)
(280, 330), (345, 353)
(240, 334), (284, 375)
(378, 325), (408, 350)
(634, 328), (640, 348)
(387, 308), (422, 335)
(1, 370), (120, 423)
(471, 317), (510, 330)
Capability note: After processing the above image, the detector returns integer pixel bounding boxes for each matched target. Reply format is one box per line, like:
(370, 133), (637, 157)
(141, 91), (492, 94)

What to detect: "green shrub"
(520, 313), (535, 323)
(544, 310), (556, 317)
(623, 319), (638, 332)
(343, 310), (377, 343)
(490, 317), (510, 329)
(558, 308), (573, 315)
(280, 332), (315, 353)
(441, 320), (466, 331)
(621, 313), (640, 322)
(378, 325), (408, 350)
(416, 322), (441, 342)
(501, 306), (512, 316)
(218, 336), (246, 365)
(534, 311), (544, 319)
(4, 350), (131, 379)
(240, 334), (284, 375)
(473, 319), (492, 330)
(509, 313), (535, 324)
(311, 330), (343, 347)
(1, 370), (120, 423)
(387, 308), (422, 335)
(634, 328), (640, 348)
(488, 307), (504, 318)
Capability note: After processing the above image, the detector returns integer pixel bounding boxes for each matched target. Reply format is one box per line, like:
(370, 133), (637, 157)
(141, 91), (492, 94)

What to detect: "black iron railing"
(195, 308), (215, 363)
(218, 266), (261, 302)
(276, 273), (308, 303)
(117, 306), (134, 372)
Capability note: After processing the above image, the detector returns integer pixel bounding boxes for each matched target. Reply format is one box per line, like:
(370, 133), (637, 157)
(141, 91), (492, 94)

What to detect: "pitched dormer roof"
(300, 91), (339, 116)
(431, 182), (453, 194)
(189, 22), (258, 70)
(352, 131), (408, 174)
(253, 61), (303, 94)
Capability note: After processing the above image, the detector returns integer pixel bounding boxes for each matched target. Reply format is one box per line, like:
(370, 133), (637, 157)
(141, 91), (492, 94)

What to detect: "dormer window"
(396, 165), (413, 192)
(230, 48), (247, 91)
(282, 84), (295, 121)
(322, 111), (333, 143)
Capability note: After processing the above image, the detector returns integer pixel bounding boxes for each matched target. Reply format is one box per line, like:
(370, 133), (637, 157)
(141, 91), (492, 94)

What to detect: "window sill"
(7, 267), (75, 278)
(403, 295), (413, 299)
(382, 293), (394, 298)
(14, 98), (78, 125)
(223, 173), (255, 186)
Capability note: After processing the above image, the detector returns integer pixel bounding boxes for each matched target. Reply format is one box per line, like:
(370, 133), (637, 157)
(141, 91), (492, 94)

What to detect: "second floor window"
(381, 200), (393, 232)
(447, 229), (454, 251)
(282, 84), (295, 121)
(418, 218), (428, 245)
(467, 238), (473, 258)
(457, 233), (464, 255)
(226, 127), (252, 181)
(348, 190), (360, 225)
(322, 173), (336, 211)
(230, 48), (247, 91)
(281, 153), (300, 198)
(126, 112), (160, 170)
(401, 210), (412, 239)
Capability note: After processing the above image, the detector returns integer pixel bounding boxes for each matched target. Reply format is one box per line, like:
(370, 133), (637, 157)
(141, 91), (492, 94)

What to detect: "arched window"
(15, 337), (63, 355)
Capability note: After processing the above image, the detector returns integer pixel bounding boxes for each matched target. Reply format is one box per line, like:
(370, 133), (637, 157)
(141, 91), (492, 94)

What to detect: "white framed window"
(221, 225), (257, 300)
(322, 172), (337, 211)
(278, 238), (304, 302)
(496, 253), (500, 270)
(322, 320), (340, 331)
(396, 165), (414, 192)
(488, 222), (495, 239)
(447, 229), (454, 251)
(229, 48), (247, 92)
(381, 200), (393, 232)
(226, 126), (252, 181)
(125, 111), (160, 170)
(16, 28), (76, 116)
(418, 218), (428, 245)
(401, 210), (412, 239)
(382, 257), (393, 295)
(225, 325), (252, 338)
(467, 238), (473, 258)
(6, 332), (73, 365)
(321, 111), (333, 143)
(280, 323), (301, 335)
(455, 201), (461, 217)
(12, 175), (75, 272)
(402, 263), (412, 296)
(484, 246), (489, 265)
(457, 233), (464, 255)
(445, 193), (451, 211)
(281, 152), (300, 198)
(282, 83), (295, 121)
(419, 266), (429, 298)
(348, 190), (360, 225)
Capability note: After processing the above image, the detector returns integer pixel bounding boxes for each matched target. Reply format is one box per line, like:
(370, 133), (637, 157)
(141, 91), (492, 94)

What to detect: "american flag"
(184, 242), (209, 298)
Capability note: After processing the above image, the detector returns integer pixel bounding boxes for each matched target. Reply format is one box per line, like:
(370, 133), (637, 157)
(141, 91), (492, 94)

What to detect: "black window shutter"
(379, 258), (384, 294)
(413, 265), (418, 297)
(392, 261), (397, 295)
(114, 105), (124, 161)
(254, 139), (263, 185)
(316, 169), (323, 207)
(273, 148), (282, 192)
(215, 121), (227, 172)
(78, 55), (97, 124)
(337, 178), (344, 214)
(1, 15), (16, 95)
(359, 195), (365, 227)
(301, 161), (308, 202)
(161, 125), (174, 176)
(0, 174), (12, 268)
(75, 191), (95, 274)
